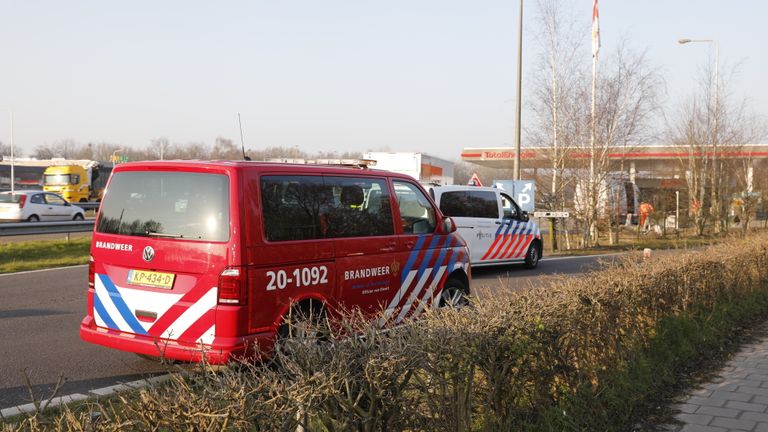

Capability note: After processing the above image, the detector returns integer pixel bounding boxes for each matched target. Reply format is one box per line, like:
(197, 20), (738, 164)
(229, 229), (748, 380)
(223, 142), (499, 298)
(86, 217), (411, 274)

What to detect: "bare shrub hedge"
(7, 234), (768, 431)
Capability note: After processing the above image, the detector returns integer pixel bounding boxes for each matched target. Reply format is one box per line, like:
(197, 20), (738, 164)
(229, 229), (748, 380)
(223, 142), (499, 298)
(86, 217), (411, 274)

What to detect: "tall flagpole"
(589, 0), (600, 243)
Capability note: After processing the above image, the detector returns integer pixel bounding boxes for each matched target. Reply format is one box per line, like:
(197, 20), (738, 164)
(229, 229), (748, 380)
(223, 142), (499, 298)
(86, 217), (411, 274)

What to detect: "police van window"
(96, 171), (230, 242)
(323, 177), (394, 238)
(393, 181), (436, 234)
(439, 190), (498, 218)
(501, 193), (519, 219)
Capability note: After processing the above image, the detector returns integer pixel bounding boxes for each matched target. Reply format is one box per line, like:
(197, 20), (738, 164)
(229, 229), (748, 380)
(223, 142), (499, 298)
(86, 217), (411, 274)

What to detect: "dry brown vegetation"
(5, 234), (768, 431)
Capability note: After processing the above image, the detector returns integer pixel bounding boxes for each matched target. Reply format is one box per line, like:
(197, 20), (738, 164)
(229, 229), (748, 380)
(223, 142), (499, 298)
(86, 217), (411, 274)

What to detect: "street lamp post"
(678, 38), (720, 230)
(9, 111), (14, 195)
(111, 148), (124, 164)
(513, 0), (524, 181)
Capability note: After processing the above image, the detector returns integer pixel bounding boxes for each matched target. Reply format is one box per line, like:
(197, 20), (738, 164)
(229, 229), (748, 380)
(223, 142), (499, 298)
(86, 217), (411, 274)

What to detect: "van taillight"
(88, 255), (95, 288)
(218, 268), (246, 305)
(17, 195), (26, 208)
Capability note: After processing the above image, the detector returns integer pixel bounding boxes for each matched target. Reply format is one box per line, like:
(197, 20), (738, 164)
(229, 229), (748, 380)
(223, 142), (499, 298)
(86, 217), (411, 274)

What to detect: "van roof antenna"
(237, 113), (251, 161)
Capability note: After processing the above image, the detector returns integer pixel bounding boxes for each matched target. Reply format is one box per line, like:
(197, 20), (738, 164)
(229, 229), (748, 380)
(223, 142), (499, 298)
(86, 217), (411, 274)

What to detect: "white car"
(428, 185), (542, 269)
(0, 190), (86, 222)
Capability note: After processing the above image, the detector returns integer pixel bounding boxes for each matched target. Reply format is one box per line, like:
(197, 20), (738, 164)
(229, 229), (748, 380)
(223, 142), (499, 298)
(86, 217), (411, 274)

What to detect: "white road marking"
(0, 264), (88, 277)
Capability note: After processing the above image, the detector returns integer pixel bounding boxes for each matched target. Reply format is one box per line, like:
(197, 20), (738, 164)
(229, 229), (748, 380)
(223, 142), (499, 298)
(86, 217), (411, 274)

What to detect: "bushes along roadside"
(4, 235), (768, 431)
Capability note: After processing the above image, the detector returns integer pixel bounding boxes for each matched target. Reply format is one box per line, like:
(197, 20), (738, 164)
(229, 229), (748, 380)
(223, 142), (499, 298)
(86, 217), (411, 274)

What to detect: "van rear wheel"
(27, 215), (39, 222)
(439, 278), (469, 309)
(276, 303), (329, 349)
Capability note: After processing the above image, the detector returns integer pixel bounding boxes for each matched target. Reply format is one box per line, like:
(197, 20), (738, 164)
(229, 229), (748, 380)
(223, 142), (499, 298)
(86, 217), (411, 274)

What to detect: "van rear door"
(91, 169), (233, 349)
(435, 188), (500, 263)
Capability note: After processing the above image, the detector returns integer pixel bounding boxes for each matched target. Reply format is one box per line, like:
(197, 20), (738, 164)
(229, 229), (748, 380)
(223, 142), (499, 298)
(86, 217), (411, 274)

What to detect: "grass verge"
(0, 238), (90, 274)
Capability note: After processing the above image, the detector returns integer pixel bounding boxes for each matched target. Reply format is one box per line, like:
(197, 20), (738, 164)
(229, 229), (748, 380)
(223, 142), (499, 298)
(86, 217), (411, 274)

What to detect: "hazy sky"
(0, 1), (765, 160)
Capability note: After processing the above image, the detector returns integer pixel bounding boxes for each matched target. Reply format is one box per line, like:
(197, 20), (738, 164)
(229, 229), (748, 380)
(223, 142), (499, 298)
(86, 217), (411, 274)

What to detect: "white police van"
(428, 185), (541, 269)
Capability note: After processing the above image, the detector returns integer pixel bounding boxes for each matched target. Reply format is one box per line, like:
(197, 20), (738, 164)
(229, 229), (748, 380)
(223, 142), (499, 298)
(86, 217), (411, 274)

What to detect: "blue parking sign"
(493, 180), (536, 213)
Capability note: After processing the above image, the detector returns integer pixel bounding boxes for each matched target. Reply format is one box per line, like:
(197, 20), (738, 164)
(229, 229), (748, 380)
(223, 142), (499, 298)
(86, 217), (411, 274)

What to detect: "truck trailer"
(363, 152), (454, 186)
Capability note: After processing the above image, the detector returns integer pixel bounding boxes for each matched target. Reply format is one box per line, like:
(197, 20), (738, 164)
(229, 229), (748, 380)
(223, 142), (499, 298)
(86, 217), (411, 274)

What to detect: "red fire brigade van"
(80, 161), (470, 363)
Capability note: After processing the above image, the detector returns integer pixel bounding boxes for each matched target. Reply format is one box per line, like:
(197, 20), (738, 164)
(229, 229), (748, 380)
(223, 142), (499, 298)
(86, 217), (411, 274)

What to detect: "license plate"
(127, 270), (175, 289)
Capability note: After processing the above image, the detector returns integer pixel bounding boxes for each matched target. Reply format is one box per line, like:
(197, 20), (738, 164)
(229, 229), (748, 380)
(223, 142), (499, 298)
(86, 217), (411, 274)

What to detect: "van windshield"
(96, 171), (230, 241)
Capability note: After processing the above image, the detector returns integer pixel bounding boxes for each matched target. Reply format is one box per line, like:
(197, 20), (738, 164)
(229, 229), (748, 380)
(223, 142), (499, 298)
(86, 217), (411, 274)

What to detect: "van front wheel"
(524, 242), (540, 269)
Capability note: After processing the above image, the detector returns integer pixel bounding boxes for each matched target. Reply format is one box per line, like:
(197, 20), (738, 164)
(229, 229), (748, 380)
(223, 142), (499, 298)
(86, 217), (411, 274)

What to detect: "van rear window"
(96, 171), (230, 242)
(439, 190), (499, 219)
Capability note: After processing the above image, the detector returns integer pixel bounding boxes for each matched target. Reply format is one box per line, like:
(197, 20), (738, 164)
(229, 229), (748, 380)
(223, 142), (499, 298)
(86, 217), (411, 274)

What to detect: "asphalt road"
(0, 252), (629, 409)
(0, 266), (168, 409)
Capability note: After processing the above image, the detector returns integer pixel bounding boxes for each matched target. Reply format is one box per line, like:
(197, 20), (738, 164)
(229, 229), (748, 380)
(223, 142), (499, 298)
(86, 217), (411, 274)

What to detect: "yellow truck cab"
(43, 163), (102, 202)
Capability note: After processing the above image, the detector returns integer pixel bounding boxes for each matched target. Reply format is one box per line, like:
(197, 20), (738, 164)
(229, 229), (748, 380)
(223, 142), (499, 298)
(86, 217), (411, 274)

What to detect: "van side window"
(260, 175), (395, 241)
(439, 190), (498, 218)
(393, 181), (436, 234)
(500, 193), (519, 219)
(261, 176), (329, 242)
(324, 177), (394, 238)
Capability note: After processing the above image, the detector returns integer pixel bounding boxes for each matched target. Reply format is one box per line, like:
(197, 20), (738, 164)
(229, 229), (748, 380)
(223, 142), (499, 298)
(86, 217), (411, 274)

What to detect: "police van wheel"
(439, 278), (469, 309)
(523, 243), (540, 269)
(27, 215), (40, 222)
(73, 213), (84, 221)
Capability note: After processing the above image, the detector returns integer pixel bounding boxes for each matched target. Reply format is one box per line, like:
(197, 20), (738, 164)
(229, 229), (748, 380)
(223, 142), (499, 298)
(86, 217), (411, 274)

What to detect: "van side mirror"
(438, 217), (457, 234)
(520, 211), (529, 222)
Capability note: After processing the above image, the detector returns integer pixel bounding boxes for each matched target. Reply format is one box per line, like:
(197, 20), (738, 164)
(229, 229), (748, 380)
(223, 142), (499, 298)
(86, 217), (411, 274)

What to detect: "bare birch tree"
(668, 63), (766, 234)
(574, 43), (662, 246)
(528, 0), (584, 250)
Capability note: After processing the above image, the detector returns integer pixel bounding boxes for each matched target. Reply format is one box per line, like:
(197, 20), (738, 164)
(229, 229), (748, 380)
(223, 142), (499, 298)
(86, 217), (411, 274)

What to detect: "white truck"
(364, 152), (454, 186)
(427, 185), (542, 269)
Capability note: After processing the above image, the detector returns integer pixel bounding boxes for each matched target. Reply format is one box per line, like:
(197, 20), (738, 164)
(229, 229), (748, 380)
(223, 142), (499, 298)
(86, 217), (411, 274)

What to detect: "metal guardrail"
(75, 202), (100, 211)
(0, 220), (94, 236)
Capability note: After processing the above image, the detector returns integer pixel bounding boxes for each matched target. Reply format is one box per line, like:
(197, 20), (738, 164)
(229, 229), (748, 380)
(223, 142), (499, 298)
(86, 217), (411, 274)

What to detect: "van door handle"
(495, 221), (502, 225)
(381, 241), (397, 252)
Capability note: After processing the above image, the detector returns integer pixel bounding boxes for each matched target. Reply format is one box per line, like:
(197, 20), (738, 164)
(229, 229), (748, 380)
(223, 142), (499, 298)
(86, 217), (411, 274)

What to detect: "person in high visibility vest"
(639, 202), (654, 231)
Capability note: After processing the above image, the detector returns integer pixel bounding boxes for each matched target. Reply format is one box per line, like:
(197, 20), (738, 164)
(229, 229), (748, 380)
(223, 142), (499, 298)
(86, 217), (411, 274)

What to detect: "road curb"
(0, 375), (170, 419)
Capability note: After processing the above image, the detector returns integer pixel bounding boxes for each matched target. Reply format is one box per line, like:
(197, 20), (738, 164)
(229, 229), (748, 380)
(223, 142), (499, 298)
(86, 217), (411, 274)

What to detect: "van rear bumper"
(79, 316), (272, 364)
